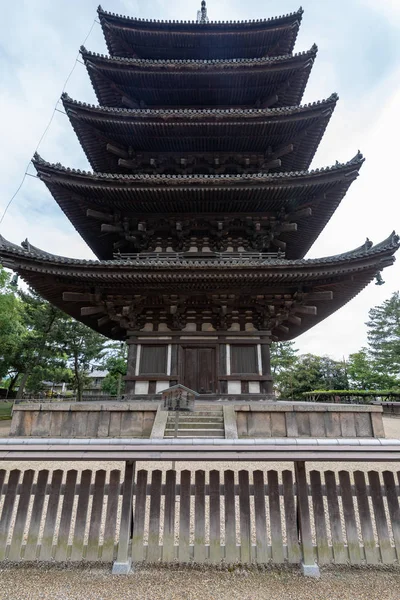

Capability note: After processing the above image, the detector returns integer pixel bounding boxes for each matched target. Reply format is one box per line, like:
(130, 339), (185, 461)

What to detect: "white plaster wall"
(156, 381), (169, 393)
(249, 382), (261, 394)
(228, 381), (241, 394)
(135, 381), (149, 394)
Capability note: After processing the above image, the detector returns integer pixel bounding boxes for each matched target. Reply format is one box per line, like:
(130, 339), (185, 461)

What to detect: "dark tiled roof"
(81, 46), (317, 108)
(0, 232), (397, 341)
(62, 92), (338, 119)
(32, 153), (364, 261)
(97, 5), (304, 27)
(62, 93), (337, 174)
(33, 151), (362, 182)
(98, 5), (304, 59)
(1, 231), (397, 269)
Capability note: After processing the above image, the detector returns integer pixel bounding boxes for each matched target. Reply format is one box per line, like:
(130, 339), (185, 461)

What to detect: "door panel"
(183, 347), (198, 392)
(182, 347), (216, 393)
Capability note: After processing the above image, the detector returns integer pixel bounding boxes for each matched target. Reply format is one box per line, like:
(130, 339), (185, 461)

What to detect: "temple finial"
(197, 0), (209, 23)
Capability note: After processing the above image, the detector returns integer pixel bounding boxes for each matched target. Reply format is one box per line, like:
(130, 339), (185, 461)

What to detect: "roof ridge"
(32, 151), (363, 181)
(61, 92), (338, 117)
(80, 45), (317, 66)
(97, 5), (304, 26)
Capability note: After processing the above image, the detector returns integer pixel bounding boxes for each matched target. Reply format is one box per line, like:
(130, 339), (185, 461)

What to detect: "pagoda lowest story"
(1, 3), (398, 406)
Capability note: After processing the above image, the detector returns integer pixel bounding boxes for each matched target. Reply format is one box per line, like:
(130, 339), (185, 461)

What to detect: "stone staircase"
(164, 405), (225, 438)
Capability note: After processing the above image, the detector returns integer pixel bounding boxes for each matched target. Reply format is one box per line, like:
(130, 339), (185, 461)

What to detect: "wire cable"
(0, 18), (98, 225)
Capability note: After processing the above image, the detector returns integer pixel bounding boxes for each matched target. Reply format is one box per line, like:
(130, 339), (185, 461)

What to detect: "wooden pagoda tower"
(0, 3), (398, 400)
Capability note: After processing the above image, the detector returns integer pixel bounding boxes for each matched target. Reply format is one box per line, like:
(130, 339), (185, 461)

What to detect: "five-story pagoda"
(0, 3), (398, 399)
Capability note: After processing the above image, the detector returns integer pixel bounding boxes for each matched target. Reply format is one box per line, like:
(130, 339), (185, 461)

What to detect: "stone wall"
(10, 402), (157, 438)
(10, 400), (385, 439)
(235, 403), (384, 438)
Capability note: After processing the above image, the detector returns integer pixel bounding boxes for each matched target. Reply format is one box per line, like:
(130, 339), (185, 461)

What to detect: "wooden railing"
(1, 439), (400, 576)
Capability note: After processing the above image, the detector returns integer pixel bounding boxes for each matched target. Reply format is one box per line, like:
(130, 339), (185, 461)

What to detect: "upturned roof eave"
(0, 232), (397, 272)
(62, 93), (337, 174)
(80, 45), (317, 70)
(32, 152), (363, 186)
(97, 5), (304, 31)
(98, 6), (303, 59)
(62, 92), (338, 122)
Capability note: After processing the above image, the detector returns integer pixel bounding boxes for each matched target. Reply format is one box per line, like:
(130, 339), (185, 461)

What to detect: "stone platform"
(9, 400), (384, 439)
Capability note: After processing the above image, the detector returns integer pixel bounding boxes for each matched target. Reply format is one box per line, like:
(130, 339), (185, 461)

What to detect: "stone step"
(166, 416), (224, 423)
(164, 431), (225, 438)
(165, 423), (224, 431)
(191, 411), (224, 416)
(194, 406), (224, 411)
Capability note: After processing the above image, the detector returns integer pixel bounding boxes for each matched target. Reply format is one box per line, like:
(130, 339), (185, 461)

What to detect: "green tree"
(366, 291), (400, 381)
(276, 353), (347, 399)
(270, 341), (298, 376)
(347, 348), (397, 390)
(11, 291), (67, 398)
(56, 319), (107, 401)
(101, 343), (127, 396)
(0, 267), (25, 381)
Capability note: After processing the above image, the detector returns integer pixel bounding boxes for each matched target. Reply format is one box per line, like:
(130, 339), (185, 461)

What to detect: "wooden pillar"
(294, 461), (320, 577)
(124, 341), (137, 394)
(112, 461), (135, 574)
(260, 339), (273, 394)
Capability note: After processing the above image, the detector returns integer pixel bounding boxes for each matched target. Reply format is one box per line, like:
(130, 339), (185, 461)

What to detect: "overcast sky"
(0, 0), (399, 359)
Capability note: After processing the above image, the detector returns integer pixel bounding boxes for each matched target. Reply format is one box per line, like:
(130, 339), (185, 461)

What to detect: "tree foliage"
(346, 348), (397, 390)
(101, 343), (127, 396)
(55, 319), (108, 401)
(367, 291), (400, 381)
(274, 353), (347, 399)
(0, 267), (25, 379)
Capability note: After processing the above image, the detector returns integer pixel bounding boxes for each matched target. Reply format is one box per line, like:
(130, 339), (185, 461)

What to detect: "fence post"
(294, 461), (320, 577)
(112, 460), (135, 574)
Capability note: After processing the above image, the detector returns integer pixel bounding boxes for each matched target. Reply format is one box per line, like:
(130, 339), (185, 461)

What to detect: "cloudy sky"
(0, 0), (399, 358)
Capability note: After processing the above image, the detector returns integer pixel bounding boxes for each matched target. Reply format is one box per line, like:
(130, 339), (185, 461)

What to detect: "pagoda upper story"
(28, 3), (365, 264)
(98, 4), (303, 59)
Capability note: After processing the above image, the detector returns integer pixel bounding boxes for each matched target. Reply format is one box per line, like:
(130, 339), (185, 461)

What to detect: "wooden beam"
(118, 158), (138, 169)
(101, 224), (123, 233)
(260, 158), (281, 171)
(259, 93), (279, 108)
(287, 315), (302, 326)
(294, 305), (317, 316)
(270, 143), (294, 160)
(279, 223), (298, 233)
(86, 209), (114, 223)
(277, 324), (290, 334)
(106, 143), (129, 159)
(63, 292), (93, 302)
(271, 239), (286, 250)
(305, 291), (334, 301)
(287, 207), (312, 220)
(121, 95), (140, 109)
(98, 315), (111, 327)
(80, 306), (106, 316)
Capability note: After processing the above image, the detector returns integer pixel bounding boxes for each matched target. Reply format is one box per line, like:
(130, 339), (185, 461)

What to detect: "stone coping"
(12, 402), (160, 412)
(234, 402), (382, 413)
(13, 400), (382, 413)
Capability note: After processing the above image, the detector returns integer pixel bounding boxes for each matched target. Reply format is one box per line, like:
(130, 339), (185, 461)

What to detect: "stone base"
(301, 562), (321, 578)
(112, 559), (132, 575)
(9, 399), (384, 439)
(235, 401), (384, 439)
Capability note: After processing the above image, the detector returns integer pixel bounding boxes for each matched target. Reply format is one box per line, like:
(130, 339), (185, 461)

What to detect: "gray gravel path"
(0, 563), (399, 600)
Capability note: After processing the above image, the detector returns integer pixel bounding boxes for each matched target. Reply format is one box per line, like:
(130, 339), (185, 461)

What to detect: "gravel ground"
(0, 417), (400, 599)
(0, 563), (399, 600)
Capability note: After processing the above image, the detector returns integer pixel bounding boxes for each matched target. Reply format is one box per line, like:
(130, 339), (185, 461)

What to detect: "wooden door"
(181, 347), (216, 393)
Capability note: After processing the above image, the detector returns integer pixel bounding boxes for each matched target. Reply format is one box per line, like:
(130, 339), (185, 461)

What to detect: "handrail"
(1, 437), (400, 462)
